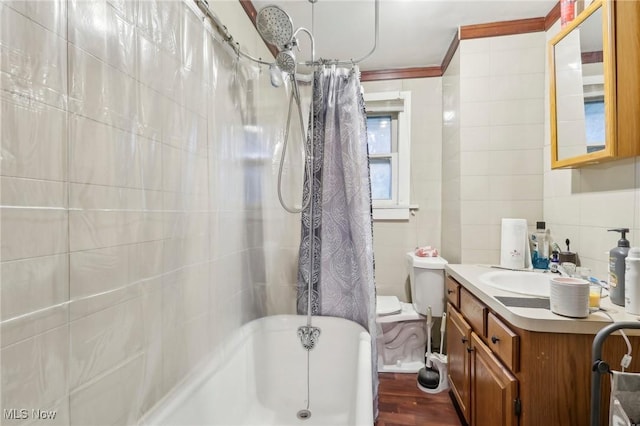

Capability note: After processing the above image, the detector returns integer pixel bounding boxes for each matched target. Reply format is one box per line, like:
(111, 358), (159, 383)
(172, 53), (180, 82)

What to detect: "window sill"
(372, 205), (418, 221)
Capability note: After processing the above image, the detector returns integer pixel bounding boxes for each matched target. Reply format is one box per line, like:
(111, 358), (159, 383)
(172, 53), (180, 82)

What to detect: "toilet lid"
(376, 296), (402, 316)
(407, 252), (448, 269)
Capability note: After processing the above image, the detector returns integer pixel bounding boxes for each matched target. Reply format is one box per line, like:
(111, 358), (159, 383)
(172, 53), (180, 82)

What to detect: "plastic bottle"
(549, 250), (560, 273)
(625, 247), (640, 315)
(560, 0), (576, 27)
(532, 222), (550, 269)
(608, 228), (631, 306)
(537, 222), (550, 257)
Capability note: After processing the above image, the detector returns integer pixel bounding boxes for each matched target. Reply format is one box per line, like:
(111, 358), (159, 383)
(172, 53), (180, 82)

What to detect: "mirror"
(549, 0), (615, 168)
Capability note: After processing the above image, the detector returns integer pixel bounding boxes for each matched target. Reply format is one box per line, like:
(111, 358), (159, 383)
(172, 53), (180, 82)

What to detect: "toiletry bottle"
(550, 250), (560, 273)
(533, 221), (550, 269)
(608, 228), (631, 306)
(625, 247), (640, 315)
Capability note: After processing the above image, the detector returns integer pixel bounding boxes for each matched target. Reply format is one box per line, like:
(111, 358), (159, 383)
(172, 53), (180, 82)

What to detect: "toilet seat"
(377, 295), (402, 316)
(376, 296), (424, 324)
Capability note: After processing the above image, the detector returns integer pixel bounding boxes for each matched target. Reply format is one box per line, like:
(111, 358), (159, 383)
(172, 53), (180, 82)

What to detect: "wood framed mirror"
(549, 0), (614, 168)
(549, 0), (640, 169)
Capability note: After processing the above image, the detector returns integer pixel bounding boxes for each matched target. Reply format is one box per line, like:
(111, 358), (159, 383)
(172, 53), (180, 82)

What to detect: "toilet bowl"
(376, 253), (447, 373)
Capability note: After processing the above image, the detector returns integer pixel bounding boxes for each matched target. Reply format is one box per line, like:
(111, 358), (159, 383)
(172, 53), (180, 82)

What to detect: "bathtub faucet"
(297, 326), (321, 350)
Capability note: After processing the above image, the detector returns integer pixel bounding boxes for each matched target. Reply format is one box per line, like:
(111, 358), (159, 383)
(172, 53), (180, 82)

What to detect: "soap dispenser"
(608, 228), (631, 306)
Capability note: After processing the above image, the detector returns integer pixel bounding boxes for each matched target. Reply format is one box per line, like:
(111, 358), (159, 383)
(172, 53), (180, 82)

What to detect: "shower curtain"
(296, 66), (378, 414)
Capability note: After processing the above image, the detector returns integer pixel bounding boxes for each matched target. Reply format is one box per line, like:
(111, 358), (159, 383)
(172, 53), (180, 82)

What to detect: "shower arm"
(293, 27), (316, 64)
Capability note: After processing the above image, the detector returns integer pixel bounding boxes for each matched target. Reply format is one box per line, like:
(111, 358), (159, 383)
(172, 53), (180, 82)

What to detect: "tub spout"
(297, 326), (321, 350)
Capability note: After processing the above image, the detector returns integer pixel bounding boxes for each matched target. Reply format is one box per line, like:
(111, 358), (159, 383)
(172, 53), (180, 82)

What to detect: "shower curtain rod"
(194, 0), (379, 69)
(195, 0), (272, 66)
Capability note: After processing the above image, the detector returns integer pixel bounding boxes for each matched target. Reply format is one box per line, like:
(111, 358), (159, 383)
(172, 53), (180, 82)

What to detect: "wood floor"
(376, 373), (463, 426)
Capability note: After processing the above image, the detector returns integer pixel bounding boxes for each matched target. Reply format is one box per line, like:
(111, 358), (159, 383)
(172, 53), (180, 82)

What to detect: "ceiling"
(250, 0), (557, 71)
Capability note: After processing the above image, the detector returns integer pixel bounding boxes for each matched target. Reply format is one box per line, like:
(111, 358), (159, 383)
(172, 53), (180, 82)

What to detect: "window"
(364, 91), (412, 220)
(584, 99), (605, 152)
(367, 115), (396, 201)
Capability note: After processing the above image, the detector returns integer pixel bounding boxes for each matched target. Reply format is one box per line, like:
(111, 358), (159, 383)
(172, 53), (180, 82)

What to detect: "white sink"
(478, 270), (551, 297)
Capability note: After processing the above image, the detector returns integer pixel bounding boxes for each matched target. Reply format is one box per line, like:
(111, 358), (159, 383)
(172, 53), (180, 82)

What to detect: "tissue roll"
(500, 218), (528, 269)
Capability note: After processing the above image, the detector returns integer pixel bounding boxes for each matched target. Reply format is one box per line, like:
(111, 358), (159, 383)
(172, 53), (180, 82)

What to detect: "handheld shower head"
(256, 5), (294, 48)
(276, 49), (297, 75)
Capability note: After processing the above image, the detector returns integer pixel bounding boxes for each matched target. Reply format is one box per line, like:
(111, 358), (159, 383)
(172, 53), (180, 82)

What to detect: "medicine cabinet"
(549, 0), (640, 169)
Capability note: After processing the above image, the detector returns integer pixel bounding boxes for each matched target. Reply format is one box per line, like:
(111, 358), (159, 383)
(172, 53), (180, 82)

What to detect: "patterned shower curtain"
(296, 65), (378, 415)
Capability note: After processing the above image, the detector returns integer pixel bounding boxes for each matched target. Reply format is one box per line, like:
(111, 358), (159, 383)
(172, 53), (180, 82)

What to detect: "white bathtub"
(141, 315), (374, 426)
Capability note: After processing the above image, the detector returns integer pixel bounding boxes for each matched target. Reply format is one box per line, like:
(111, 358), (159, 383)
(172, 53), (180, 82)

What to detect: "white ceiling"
(251, 0), (557, 71)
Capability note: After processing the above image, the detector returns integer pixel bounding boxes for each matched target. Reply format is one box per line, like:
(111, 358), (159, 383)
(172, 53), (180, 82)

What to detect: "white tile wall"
(0, 177), (68, 261)
(1, 254), (69, 321)
(453, 32), (546, 264)
(362, 78), (443, 301)
(1, 1), (299, 424)
(69, 297), (144, 389)
(0, 98), (68, 181)
(1, 326), (69, 417)
(0, 4), (68, 109)
(68, 0), (137, 77)
(441, 49), (462, 263)
(69, 355), (144, 425)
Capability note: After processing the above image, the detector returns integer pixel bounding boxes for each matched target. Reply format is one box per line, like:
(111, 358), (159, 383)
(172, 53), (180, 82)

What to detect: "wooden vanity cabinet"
(446, 274), (640, 426)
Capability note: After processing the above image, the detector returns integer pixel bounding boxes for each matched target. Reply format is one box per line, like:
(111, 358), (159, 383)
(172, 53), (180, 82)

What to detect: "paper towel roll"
(500, 218), (529, 270)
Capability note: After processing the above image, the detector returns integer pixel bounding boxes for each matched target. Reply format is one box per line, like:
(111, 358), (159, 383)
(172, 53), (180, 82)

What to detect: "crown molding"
(440, 32), (460, 75)
(545, 2), (562, 31)
(361, 67), (442, 82)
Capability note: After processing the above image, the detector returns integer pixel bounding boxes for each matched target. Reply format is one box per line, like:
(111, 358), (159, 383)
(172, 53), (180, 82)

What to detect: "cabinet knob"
(461, 337), (468, 344)
(491, 336), (500, 344)
(466, 346), (474, 353)
(447, 289), (454, 294)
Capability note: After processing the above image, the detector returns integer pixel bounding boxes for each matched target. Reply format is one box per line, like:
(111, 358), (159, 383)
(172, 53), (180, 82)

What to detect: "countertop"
(445, 264), (640, 335)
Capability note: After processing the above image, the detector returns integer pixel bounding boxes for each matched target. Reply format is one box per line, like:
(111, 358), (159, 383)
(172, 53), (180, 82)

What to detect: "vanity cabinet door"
(470, 332), (518, 426)
(447, 304), (472, 424)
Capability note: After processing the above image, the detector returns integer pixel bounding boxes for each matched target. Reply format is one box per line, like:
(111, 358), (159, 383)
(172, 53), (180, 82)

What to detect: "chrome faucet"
(551, 263), (570, 277)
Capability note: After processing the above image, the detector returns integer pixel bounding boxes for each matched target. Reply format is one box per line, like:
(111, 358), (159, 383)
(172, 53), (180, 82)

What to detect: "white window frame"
(363, 90), (412, 220)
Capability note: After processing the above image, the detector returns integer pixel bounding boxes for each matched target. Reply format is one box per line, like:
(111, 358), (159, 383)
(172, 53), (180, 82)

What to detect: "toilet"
(376, 252), (447, 373)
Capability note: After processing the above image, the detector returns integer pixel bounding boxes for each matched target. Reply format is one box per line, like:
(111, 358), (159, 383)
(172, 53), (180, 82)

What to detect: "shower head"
(276, 49), (297, 75)
(256, 5), (294, 49)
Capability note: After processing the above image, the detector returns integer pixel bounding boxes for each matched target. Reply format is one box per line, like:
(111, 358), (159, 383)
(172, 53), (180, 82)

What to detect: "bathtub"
(141, 315), (374, 426)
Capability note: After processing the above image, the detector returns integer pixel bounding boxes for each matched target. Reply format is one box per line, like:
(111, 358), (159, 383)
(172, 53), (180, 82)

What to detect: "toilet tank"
(406, 253), (448, 317)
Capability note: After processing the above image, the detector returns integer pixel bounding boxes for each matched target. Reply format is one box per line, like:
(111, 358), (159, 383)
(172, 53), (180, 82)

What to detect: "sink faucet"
(551, 263), (570, 277)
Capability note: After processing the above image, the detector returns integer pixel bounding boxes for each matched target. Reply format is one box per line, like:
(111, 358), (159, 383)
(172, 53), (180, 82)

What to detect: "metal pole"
(590, 321), (640, 426)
